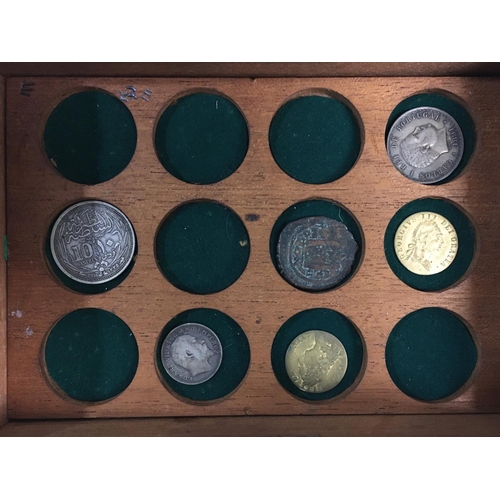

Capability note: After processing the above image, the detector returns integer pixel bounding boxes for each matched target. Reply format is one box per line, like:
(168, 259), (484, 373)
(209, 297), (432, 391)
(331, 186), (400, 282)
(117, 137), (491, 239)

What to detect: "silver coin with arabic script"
(387, 107), (464, 184)
(50, 200), (136, 284)
(161, 323), (223, 385)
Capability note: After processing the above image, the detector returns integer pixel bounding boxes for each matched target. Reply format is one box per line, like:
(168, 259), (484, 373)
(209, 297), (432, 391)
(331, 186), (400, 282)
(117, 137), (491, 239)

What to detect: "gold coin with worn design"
(394, 211), (458, 275)
(285, 330), (348, 393)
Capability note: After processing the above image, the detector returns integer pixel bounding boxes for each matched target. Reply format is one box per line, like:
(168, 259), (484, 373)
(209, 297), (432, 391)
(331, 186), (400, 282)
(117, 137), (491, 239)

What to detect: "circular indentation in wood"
(44, 200), (138, 294)
(43, 90), (137, 185)
(270, 199), (364, 292)
(154, 92), (249, 184)
(385, 91), (476, 184)
(155, 308), (250, 402)
(271, 308), (365, 401)
(385, 307), (478, 402)
(155, 200), (250, 294)
(43, 308), (139, 403)
(269, 91), (362, 184)
(384, 198), (476, 291)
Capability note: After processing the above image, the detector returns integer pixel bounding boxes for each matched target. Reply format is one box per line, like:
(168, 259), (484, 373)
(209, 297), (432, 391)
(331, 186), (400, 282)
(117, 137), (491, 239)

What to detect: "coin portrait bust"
(405, 220), (445, 272)
(400, 123), (449, 169)
(171, 334), (214, 377)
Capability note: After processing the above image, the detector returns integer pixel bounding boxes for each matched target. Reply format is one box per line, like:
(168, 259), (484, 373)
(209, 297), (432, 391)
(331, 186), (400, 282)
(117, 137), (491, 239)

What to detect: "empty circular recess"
(43, 90), (137, 185)
(385, 92), (475, 184)
(271, 308), (365, 401)
(269, 92), (362, 184)
(154, 92), (249, 184)
(156, 308), (250, 402)
(156, 201), (250, 294)
(44, 202), (138, 294)
(386, 308), (478, 401)
(270, 199), (363, 291)
(384, 198), (476, 291)
(44, 308), (139, 403)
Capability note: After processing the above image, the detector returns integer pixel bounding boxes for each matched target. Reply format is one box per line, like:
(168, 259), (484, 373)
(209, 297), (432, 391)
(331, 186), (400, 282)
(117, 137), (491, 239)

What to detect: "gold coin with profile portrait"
(394, 211), (458, 276)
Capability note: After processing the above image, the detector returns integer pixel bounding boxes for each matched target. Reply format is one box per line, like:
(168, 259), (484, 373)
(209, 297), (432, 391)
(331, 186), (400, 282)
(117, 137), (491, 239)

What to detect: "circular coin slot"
(43, 308), (139, 403)
(385, 307), (478, 402)
(385, 91), (476, 184)
(43, 89), (137, 185)
(270, 199), (364, 292)
(156, 308), (250, 402)
(271, 308), (365, 401)
(269, 90), (363, 184)
(154, 91), (249, 184)
(45, 200), (138, 294)
(155, 200), (250, 294)
(384, 198), (476, 291)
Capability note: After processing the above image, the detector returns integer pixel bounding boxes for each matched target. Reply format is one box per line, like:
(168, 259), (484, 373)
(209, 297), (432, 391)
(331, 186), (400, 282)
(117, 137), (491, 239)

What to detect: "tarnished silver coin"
(387, 107), (464, 184)
(161, 323), (223, 385)
(277, 216), (359, 291)
(50, 200), (135, 285)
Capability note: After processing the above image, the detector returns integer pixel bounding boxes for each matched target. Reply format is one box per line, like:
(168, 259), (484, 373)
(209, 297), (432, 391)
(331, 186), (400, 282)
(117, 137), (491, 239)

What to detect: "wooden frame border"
(0, 74), (6, 428)
(2, 63), (500, 436)
(0, 63), (500, 78)
(1, 414), (500, 436)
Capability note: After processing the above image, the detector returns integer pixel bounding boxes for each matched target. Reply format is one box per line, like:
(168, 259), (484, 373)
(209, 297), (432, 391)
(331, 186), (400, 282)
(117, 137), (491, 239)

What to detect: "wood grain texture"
(1, 414), (500, 436)
(0, 76), (7, 427)
(0, 75), (6, 427)
(0, 63), (500, 78)
(6, 77), (500, 419)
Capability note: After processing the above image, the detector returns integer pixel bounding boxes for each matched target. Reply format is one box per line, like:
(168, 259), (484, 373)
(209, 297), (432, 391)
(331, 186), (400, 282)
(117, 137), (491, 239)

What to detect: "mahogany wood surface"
(6, 76), (500, 419)
(0, 63), (500, 78)
(0, 76), (6, 426)
(1, 414), (499, 437)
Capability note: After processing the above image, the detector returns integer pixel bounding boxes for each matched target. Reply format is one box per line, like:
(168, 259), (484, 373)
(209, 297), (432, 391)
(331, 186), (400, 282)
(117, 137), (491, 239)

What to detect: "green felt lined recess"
(384, 198), (475, 291)
(44, 308), (139, 402)
(155, 92), (249, 184)
(156, 308), (250, 402)
(385, 92), (475, 184)
(44, 90), (137, 185)
(270, 199), (363, 291)
(45, 204), (137, 294)
(385, 308), (477, 401)
(269, 94), (362, 184)
(156, 201), (250, 295)
(271, 308), (364, 401)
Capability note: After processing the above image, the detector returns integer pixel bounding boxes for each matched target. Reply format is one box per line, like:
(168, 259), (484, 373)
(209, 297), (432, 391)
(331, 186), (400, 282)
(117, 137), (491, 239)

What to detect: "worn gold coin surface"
(285, 330), (348, 393)
(394, 211), (458, 275)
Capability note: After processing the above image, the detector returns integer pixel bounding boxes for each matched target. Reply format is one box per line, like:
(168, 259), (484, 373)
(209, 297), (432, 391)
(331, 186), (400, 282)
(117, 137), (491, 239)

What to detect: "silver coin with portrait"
(50, 200), (136, 285)
(161, 323), (223, 385)
(387, 107), (464, 184)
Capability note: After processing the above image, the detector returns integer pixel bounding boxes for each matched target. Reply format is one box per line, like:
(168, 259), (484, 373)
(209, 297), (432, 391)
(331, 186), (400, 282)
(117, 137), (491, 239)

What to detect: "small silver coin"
(387, 106), (464, 184)
(277, 216), (359, 291)
(50, 200), (136, 285)
(161, 323), (223, 385)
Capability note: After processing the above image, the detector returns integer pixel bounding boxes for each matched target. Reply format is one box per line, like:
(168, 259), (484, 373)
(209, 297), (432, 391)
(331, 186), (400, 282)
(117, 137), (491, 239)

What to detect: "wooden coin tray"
(4, 76), (500, 421)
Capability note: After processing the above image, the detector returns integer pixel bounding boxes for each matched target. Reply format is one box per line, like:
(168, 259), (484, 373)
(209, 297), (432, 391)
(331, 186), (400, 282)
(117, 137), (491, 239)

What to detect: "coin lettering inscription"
(161, 323), (223, 385)
(50, 200), (135, 285)
(387, 107), (464, 184)
(277, 216), (358, 291)
(285, 330), (348, 393)
(394, 211), (458, 276)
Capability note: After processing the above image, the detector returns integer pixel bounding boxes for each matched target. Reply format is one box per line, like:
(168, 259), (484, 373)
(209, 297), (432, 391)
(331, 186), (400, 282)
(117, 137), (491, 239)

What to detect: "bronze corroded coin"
(277, 216), (358, 291)
(285, 330), (348, 393)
